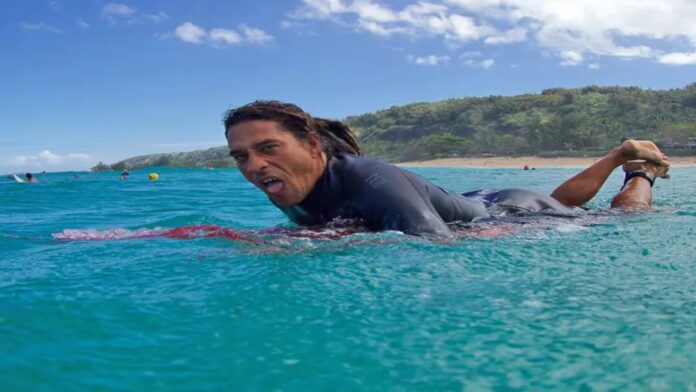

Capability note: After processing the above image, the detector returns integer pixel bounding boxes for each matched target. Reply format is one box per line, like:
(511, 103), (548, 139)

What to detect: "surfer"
(224, 100), (669, 236)
(10, 173), (38, 183)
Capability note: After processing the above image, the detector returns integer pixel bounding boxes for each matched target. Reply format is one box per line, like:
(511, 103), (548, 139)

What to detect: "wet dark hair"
(223, 100), (362, 157)
(25, 173), (33, 179)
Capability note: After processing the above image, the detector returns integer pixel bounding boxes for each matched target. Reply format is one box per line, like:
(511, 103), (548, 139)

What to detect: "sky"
(2, 0), (696, 173)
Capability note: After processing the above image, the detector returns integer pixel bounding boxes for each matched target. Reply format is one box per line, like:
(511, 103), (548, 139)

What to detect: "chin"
(268, 194), (294, 206)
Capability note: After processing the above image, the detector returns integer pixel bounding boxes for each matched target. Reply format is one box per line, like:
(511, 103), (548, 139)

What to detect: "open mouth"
(260, 177), (284, 194)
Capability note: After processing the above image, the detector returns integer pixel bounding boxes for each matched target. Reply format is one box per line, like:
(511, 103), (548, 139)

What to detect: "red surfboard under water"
(52, 224), (368, 242)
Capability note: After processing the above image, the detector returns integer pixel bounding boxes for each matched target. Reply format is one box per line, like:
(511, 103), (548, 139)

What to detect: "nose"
(245, 151), (268, 173)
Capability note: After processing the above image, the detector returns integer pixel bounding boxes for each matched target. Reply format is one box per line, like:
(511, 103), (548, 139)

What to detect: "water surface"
(1, 166), (695, 390)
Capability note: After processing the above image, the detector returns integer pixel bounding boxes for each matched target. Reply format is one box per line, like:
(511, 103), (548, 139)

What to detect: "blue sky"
(2, 0), (696, 172)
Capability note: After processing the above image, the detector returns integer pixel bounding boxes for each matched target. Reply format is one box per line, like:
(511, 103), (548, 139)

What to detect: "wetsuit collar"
(294, 152), (335, 208)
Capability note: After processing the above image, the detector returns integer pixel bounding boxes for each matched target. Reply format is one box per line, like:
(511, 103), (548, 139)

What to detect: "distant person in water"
(119, 170), (129, 180)
(224, 100), (669, 237)
(25, 173), (38, 183)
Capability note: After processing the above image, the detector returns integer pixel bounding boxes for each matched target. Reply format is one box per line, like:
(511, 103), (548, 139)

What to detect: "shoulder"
(327, 153), (433, 205)
(329, 153), (405, 186)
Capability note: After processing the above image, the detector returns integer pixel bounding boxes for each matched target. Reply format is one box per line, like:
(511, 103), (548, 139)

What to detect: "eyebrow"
(229, 139), (280, 156)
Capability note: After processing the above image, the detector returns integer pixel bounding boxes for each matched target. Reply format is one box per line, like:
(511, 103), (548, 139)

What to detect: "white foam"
(52, 227), (165, 240)
(554, 223), (588, 233)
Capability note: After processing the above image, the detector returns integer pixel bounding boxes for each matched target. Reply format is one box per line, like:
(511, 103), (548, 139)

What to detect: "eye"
(259, 144), (279, 154)
(231, 152), (248, 164)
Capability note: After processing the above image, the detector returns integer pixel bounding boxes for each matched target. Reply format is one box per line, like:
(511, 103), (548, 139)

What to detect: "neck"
(314, 151), (329, 179)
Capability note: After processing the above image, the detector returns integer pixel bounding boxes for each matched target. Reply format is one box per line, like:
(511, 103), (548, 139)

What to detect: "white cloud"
(240, 25), (274, 44)
(176, 22), (206, 44)
(290, 1), (508, 50)
(588, 63), (600, 69)
(101, 3), (135, 18)
(102, 3), (167, 25)
(658, 51), (696, 65)
(172, 22), (274, 46)
(353, 0), (397, 23)
(3, 150), (93, 172)
(153, 31), (172, 40)
(408, 54), (450, 65)
(77, 19), (90, 29)
(139, 11), (168, 24)
(358, 20), (405, 36)
(559, 50), (584, 66)
(18, 22), (63, 34)
(281, 20), (303, 29)
(210, 28), (242, 44)
(293, 0), (348, 19)
(463, 58), (494, 69)
(484, 26), (526, 44)
(459, 51), (494, 68)
(293, 0), (494, 43)
(460, 50), (483, 58)
(280, 20), (319, 36)
(293, 0), (696, 66)
(39, 150), (63, 164)
(450, 0), (693, 62)
(449, 14), (492, 41)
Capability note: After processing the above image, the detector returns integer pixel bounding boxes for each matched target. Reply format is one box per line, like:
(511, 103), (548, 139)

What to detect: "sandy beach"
(399, 156), (696, 168)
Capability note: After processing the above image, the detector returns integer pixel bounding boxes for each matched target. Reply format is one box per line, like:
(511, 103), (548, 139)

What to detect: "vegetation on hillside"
(93, 83), (696, 171)
(91, 146), (234, 171)
(345, 83), (696, 161)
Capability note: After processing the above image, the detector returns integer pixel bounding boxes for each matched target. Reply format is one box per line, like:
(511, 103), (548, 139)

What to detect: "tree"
(91, 162), (110, 172)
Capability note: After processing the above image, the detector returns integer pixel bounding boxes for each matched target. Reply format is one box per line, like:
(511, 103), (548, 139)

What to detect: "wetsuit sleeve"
(347, 162), (453, 236)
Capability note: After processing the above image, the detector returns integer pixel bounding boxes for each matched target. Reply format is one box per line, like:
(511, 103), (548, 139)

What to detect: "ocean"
(1, 166), (695, 390)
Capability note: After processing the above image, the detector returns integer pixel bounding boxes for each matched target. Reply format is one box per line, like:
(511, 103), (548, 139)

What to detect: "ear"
(307, 133), (324, 158)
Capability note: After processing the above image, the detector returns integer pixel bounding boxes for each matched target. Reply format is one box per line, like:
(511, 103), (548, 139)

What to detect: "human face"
(227, 120), (326, 206)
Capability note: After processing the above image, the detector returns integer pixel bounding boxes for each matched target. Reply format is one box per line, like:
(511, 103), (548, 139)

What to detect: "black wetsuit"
(276, 153), (577, 236)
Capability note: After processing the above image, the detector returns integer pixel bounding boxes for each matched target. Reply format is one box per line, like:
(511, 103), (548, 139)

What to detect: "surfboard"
(51, 224), (365, 242)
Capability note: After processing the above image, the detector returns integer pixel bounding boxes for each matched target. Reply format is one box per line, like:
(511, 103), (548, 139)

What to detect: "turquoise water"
(2, 166), (695, 390)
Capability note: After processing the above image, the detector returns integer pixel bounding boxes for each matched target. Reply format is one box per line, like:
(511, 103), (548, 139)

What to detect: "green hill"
(346, 83), (696, 161)
(93, 83), (696, 171)
(91, 146), (234, 171)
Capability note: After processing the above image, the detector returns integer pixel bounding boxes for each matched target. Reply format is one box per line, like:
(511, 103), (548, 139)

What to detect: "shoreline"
(398, 156), (696, 168)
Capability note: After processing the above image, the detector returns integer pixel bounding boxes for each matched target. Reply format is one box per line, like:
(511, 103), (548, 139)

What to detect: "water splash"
(51, 224), (369, 243)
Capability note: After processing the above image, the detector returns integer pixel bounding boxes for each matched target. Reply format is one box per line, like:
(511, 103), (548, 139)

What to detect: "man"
(224, 101), (669, 236)
(25, 173), (38, 183)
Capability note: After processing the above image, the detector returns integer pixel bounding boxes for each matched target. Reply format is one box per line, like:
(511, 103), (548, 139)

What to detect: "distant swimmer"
(223, 100), (670, 237)
(10, 173), (38, 183)
(120, 170), (129, 180)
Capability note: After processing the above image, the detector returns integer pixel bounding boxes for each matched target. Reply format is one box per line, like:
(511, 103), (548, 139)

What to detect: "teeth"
(262, 177), (279, 184)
